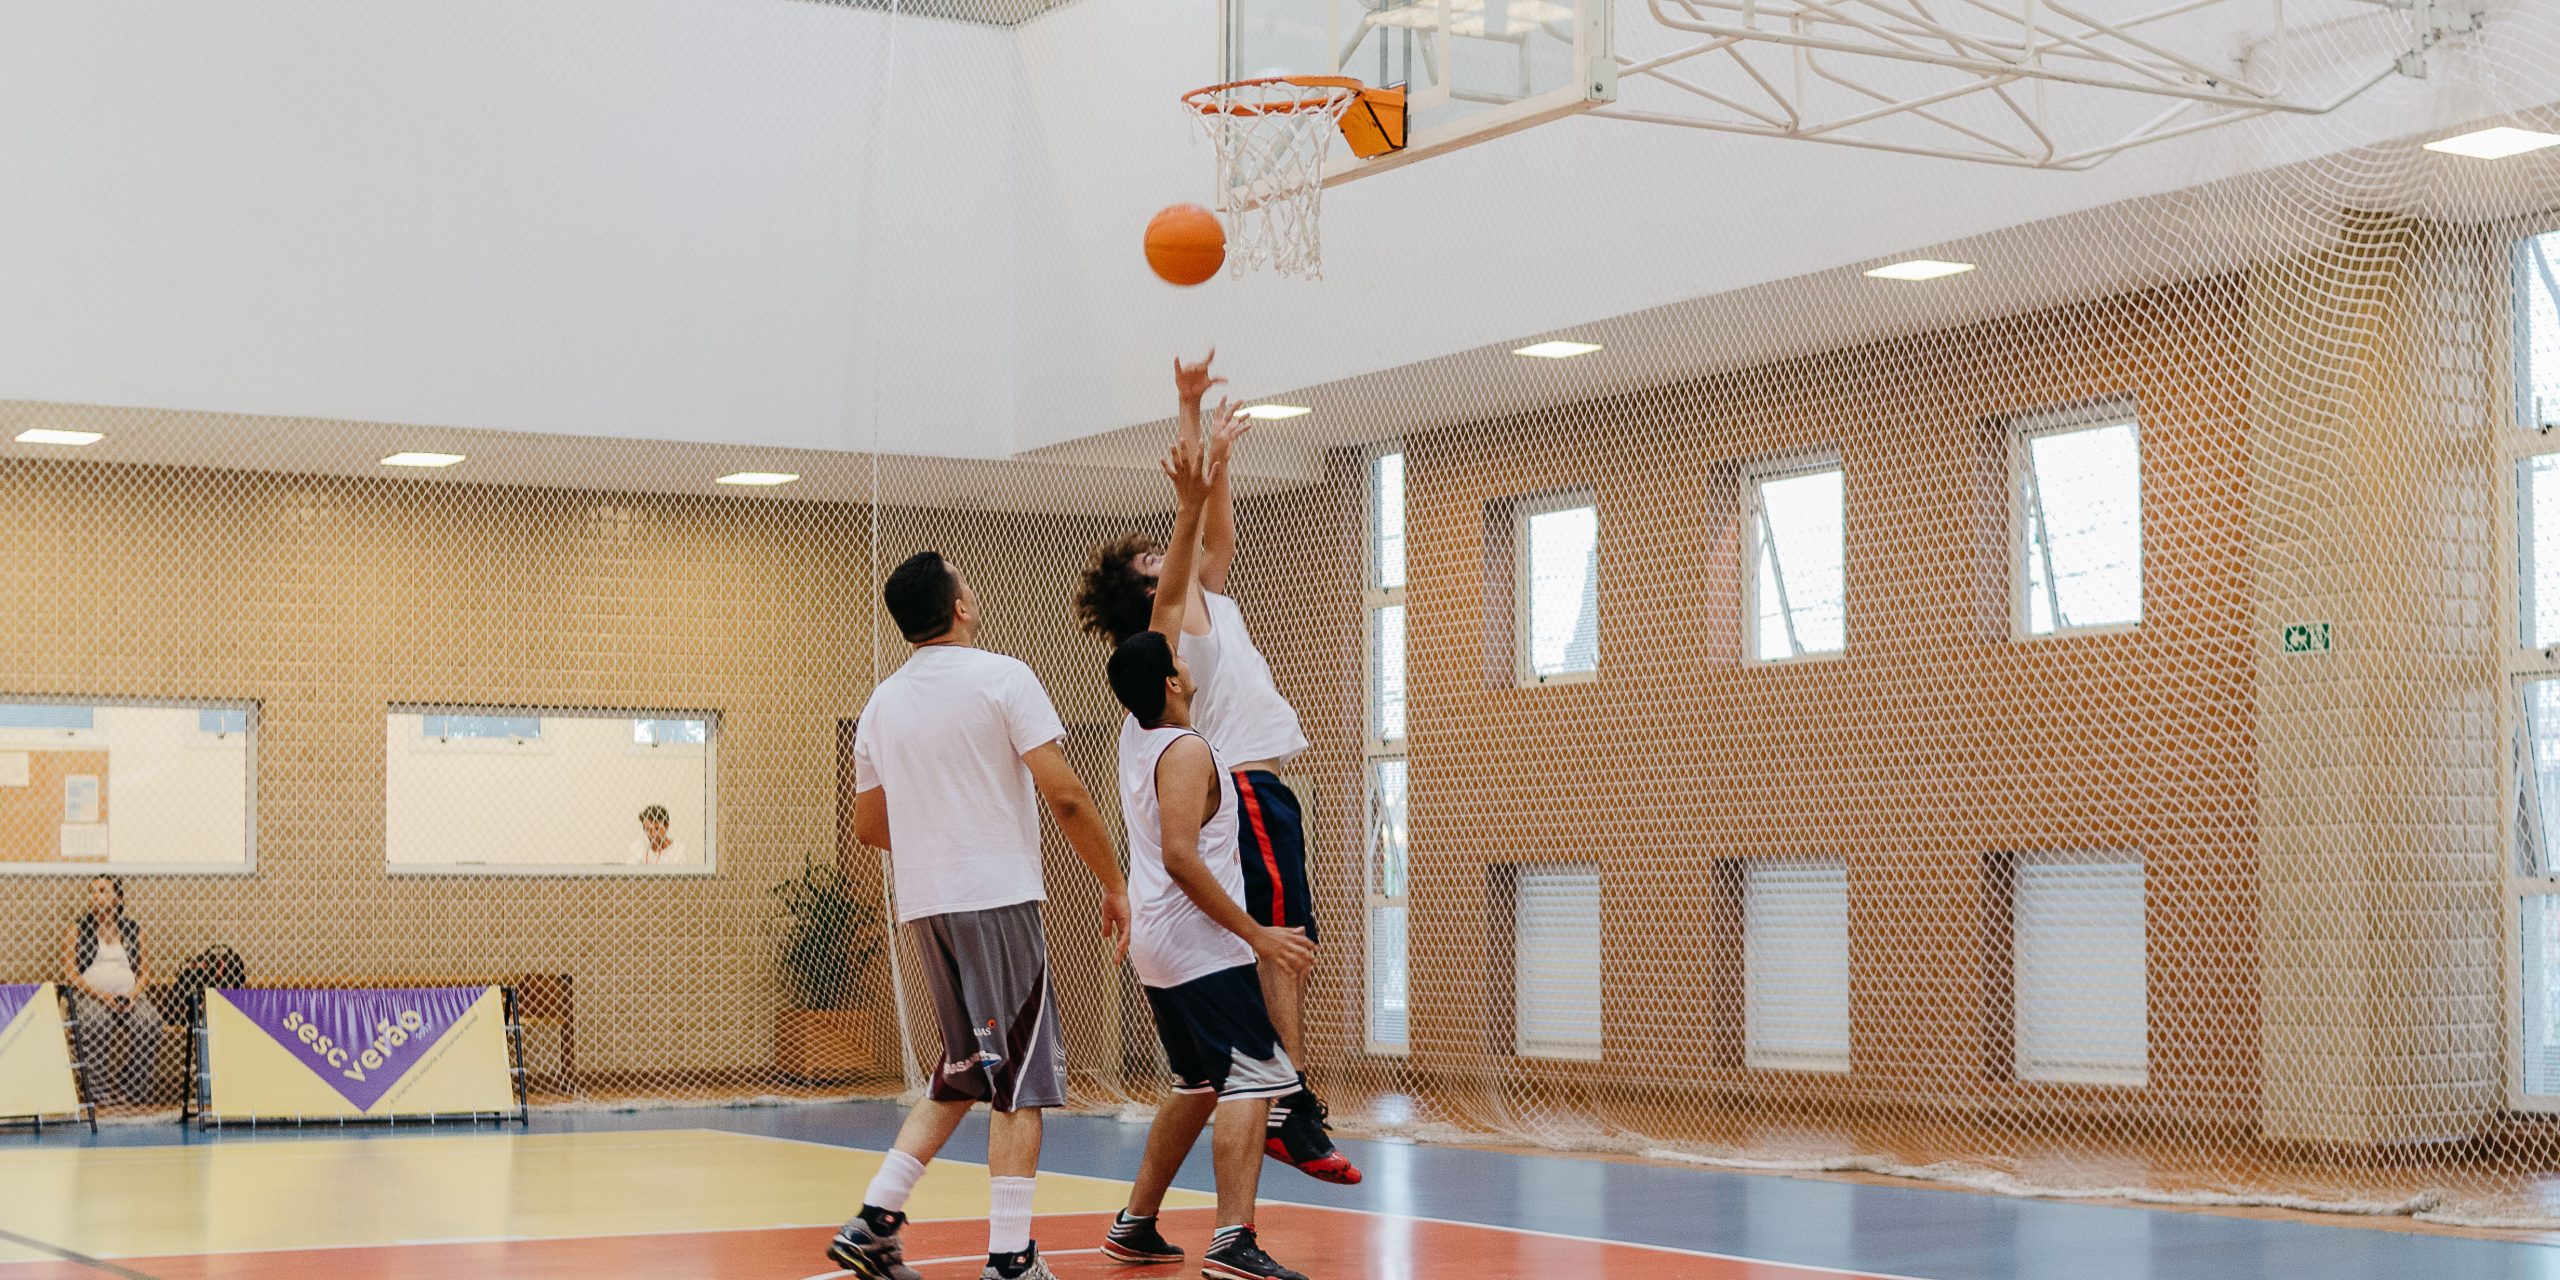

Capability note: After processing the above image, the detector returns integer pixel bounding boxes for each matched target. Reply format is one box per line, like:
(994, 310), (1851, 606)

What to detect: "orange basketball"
(1144, 204), (1226, 286)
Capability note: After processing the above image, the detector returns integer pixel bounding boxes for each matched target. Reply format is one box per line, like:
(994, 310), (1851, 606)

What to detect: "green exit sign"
(2282, 623), (2332, 655)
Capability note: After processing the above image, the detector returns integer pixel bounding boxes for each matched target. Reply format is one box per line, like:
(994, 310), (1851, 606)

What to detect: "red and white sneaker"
(1264, 1091), (1362, 1186)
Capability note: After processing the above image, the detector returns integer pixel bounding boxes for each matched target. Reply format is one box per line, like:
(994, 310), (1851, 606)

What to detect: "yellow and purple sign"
(202, 986), (516, 1121)
(0, 982), (81, 1120)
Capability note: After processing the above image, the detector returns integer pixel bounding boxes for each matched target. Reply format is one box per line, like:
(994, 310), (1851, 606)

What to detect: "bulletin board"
(0, 751), (111, 865)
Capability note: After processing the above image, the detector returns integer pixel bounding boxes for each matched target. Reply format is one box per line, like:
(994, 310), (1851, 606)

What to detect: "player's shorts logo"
(945, 1019), (1005, 1075)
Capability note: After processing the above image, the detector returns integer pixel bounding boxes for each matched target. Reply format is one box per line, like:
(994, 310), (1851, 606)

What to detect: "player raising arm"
(1101, 435), (1321, 1280)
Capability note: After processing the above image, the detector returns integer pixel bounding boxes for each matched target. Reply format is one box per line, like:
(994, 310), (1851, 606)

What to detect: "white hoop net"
(1185, 78), (1359, 280)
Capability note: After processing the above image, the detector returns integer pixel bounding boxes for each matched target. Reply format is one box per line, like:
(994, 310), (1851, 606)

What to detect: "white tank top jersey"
(1192, 591), (1308, 769)
(1173, 608), (1222, 709)
(1118, 716), (1255, 990)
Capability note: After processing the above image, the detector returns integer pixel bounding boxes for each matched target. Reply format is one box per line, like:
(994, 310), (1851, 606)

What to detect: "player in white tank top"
(1072, 353), (1362, 1192)
(1098, 435), (1321, 1280)
(1118, 718), (1255, 988)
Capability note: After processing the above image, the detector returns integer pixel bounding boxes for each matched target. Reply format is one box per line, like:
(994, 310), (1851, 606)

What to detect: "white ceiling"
(0, 0), (2553, 502)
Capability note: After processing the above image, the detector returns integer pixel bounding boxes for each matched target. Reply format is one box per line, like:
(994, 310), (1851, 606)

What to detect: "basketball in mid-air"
(1144, 204), (1226, 286)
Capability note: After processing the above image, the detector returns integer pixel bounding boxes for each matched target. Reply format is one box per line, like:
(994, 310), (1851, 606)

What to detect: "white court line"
(794, 1246), (1108, 1280)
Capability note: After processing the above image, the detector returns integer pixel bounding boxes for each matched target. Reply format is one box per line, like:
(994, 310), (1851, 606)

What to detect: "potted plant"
(772, 860), (886, 1083)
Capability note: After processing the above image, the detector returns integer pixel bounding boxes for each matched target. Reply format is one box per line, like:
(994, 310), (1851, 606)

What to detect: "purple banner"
(0, 984), (37, 1033)
(222, 987), (487, 1112)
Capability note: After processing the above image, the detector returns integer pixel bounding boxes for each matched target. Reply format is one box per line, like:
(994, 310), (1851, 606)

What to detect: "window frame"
(2009, 849), (2150, 1087)
(2502, 222), (2560, 1111)
(385, 703), (720, 878)
(1742, 454), (1849, 666)
(1511, 862), (1605, 1063)
(0, 700), (104, 750)
(1511, 489), (1600, 687)
(0, 695), (259, 878)
(1363, 446), (1412, 1056)
(2008, 403), (2146, 642)
(627, 717), (711, 758)
(411, 711), (551, 755)
(1741, 856), (1853, 1073)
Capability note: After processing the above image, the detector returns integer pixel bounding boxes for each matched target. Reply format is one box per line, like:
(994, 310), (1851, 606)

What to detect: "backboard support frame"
(1603, 0), (2487, 171)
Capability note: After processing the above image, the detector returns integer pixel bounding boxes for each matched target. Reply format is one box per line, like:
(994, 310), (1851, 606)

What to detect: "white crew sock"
(862, 1149), (927, 1215)
(988, 1175), (1037, 1255)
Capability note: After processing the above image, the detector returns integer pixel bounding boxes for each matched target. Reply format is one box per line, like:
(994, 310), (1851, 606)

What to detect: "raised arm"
(1148, 435), (1221, 642)
(1024, 741), (1131, 961)
(1176, 351), (1246, 593)
(1154, 736), (1315, 973)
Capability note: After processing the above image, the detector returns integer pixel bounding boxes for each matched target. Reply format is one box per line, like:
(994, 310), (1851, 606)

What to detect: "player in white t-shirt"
(1099, 436), (1319, 1280)
(826, 551), (1132, 1280)
(1073, 352), (1357, 1188)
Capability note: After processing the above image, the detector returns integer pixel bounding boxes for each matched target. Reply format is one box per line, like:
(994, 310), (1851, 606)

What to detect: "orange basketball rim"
(1181, 74), (1407, 160)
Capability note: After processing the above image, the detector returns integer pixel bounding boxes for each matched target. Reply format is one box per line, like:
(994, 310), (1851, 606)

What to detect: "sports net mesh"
(1, 0), (2559, 1233)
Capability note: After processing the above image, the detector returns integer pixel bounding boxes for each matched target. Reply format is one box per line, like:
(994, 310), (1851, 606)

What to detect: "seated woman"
(62, 875), (163, 1106)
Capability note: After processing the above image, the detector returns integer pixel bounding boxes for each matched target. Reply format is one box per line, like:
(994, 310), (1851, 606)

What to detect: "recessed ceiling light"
(716, 471), (800, 486)
(1865, 259), (1976, 281)
(1512, 341), (1604, 359)
(1238, 405), (1311, 420)
(2423, 126), (2560, 159)
(380, 452), (466, 468)
(14, 429), (104, 446)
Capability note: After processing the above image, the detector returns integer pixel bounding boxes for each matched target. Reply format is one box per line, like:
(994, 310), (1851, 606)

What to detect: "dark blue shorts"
(1232, 770), (1317, 945)
(1143, 963), (1298, 1100)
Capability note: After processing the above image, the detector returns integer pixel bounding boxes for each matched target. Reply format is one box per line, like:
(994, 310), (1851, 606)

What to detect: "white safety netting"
(1, 0), (2558, 1232)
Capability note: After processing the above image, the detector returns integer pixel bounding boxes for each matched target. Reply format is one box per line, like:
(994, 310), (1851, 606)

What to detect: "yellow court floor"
(0, 1127), (1209, 1265)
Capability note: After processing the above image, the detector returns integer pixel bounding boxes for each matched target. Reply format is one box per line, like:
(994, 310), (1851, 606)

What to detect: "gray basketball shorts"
(910, 900), (1067, 1112)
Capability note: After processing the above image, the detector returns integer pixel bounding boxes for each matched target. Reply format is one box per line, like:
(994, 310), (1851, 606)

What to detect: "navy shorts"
(1233, 770), (1317, 944)
(1143, 964), (1299, 1101)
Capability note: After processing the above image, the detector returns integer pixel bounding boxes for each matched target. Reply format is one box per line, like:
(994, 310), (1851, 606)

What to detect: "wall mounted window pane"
(1372, 451), (1407, 592)
(1744, 858), (1852, 1072)
(388, 706), (716, 874)
(2013, 852), (2148, 1085)
(1514, 864), (1603, 1061)
(0, 699), (254, 874)
(1517, 497), (1598, 683)
(1370, 605), (1406, 742)
(1368, 904), (1410, 1053)
(2525, 896), (2560, 1097)
(1748, 464), (1847, 661)
(2017, 416), (2143, 637)
(2520, 230), (2560, 430)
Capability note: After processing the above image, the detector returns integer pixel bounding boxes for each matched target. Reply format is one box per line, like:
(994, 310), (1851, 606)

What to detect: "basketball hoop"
(1182, 75), (1405, 280)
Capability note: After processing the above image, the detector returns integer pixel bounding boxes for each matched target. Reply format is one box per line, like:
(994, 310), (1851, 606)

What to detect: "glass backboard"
(1221, 0), (1615, 183)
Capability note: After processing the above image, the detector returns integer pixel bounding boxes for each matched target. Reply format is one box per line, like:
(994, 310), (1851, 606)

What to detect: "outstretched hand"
(1175, 350), (1226, 407)
(1160, 435), (1222, 508)
(1206, 399), (1254, 467)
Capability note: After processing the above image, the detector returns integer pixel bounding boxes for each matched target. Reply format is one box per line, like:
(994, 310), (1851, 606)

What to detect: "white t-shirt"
(628, 836), (688, 867)
(1118, 717), (1255, 989)
(855, 644), (1068, 923)
(1192, 591), (1308, 769)
(84, 942), (138, 998)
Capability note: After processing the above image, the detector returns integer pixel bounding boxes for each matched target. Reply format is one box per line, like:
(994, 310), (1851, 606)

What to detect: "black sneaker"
(981, 1242), (1060, 1280)
(1264, 1091), (1362, 1186)
(1102, 1211), (1185, 1264)
(826, 1207), (923, 1280)
(1201, 1226), (1306, 1280)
